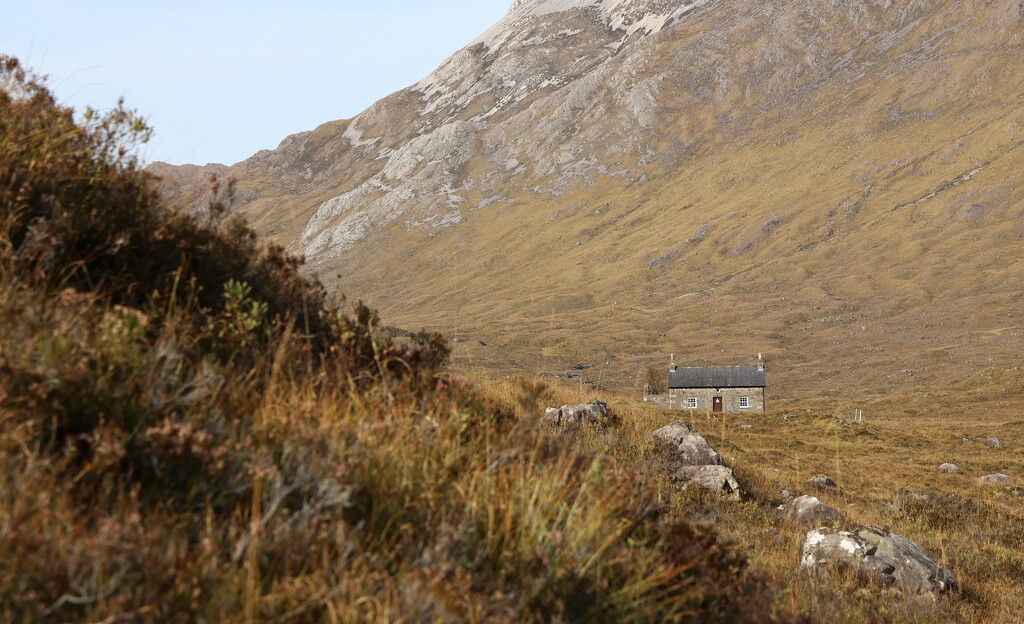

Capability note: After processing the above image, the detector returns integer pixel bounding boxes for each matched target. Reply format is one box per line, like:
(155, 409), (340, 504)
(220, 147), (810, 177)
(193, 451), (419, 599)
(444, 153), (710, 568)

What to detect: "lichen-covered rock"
(938, 463), (962, 474)
(985, 437), (1003, 448)
(674, 465), (740, 497)
(652, 420), (723, 466)
(809, 474), (837, 489)
(800, 525), (957, 595)
(543, 400), (611, 427)
(980, 473), (1012, 484)
(777, 495), (843, 525)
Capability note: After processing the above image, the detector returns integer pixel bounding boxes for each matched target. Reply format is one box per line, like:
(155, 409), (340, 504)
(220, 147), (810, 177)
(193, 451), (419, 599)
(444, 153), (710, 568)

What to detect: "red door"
(713, 397), (723, 413)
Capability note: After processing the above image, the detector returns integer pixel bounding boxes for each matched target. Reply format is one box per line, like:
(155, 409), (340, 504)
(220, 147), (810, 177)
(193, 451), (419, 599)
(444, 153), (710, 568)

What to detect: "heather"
(0, 57), (783, 623)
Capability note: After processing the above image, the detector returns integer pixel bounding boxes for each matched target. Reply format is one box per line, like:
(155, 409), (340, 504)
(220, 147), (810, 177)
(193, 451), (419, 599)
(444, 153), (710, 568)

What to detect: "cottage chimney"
(670, 354), (677, 372)
(757, 352), (765, 372)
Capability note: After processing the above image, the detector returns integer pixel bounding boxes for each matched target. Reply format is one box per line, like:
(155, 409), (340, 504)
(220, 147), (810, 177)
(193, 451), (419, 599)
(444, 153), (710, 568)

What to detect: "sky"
(3, 1), (512, 166)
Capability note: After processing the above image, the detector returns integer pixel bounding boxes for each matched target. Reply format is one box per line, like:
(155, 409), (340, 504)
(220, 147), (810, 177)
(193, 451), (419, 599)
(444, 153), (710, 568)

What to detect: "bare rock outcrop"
(980, 473), (1012, 484)
(777, 495), (843, 525)
(808, 474), (837, 489)
(938, 463), (962, 474)
(800, 525), (957, 595)
(652, 421), (723, 466)
(654, 419), (739, 496)
(674, 465), (740, 497)
(543, 400), (611, 427)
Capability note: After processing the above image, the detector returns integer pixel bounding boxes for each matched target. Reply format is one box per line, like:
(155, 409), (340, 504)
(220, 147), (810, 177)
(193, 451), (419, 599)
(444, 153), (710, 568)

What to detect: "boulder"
(777, 495), (843, 525)
(780, 489), (794, 503)
(980, 473), (1012, 484)
(809, 474), (837, 489)
(652, 420), (723, 466)
(938, 463), (962, 474)
(674, 465), (740, 497)
(800, 525), (957, 595)
(543, 400), (610, 427)
(985, 437), (1002, 448)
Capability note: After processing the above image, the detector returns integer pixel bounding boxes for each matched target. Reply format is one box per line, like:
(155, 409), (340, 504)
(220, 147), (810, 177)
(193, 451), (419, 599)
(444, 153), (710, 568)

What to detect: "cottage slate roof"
(668, 366), (766, 389)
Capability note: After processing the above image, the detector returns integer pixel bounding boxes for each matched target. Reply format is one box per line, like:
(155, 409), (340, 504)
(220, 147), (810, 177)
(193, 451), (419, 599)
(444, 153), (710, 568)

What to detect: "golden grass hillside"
(0, 56), (793, 623)
(151, 0), (1024, 418)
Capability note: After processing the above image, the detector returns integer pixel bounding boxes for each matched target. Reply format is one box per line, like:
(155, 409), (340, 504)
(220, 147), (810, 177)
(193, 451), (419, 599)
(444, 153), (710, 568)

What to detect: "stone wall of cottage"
(665, 387), (765, 414)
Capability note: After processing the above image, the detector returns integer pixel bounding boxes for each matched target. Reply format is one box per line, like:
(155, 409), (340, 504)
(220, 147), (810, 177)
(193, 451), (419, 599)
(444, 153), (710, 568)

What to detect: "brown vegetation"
(510, 388), (1024, 623)
(0, 57), (788, 622)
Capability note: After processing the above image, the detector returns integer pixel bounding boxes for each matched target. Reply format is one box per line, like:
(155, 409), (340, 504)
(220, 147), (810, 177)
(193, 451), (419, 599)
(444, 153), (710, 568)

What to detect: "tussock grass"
(465, 385), (1023, 623)
(640, 402), (1024, 623)
(0, 57), (788, 622)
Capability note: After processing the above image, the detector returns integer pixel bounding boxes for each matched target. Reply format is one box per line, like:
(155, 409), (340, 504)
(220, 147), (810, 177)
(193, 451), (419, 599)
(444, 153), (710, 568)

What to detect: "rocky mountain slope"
(151, 0), (1024, 409)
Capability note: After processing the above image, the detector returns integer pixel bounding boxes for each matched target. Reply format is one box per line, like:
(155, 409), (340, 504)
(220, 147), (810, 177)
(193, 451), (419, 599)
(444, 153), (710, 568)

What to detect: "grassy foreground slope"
(0, 57), (787, 622)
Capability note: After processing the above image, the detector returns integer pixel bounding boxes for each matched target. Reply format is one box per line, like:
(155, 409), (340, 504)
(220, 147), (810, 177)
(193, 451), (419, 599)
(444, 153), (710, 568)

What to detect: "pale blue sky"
(4, 1), (511, 165)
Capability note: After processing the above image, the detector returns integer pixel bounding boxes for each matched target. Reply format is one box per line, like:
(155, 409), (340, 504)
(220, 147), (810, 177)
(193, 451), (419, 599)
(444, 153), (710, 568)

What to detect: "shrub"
(646, 364), (668, 394)
(0, 56), (787, 623)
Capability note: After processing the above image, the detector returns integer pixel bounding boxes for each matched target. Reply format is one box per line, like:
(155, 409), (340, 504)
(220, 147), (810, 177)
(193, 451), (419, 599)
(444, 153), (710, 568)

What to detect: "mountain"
(150, 0), (1024, 409)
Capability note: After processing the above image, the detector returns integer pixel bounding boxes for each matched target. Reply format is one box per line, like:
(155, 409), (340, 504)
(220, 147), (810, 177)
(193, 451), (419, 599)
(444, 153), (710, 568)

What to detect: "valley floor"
(564, 385), (1024, 623)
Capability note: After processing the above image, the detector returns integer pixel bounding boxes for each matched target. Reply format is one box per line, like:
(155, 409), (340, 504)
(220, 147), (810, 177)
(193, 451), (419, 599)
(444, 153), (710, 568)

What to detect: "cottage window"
(686, 397), (698, 409)
(739, 396), (750, 409)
